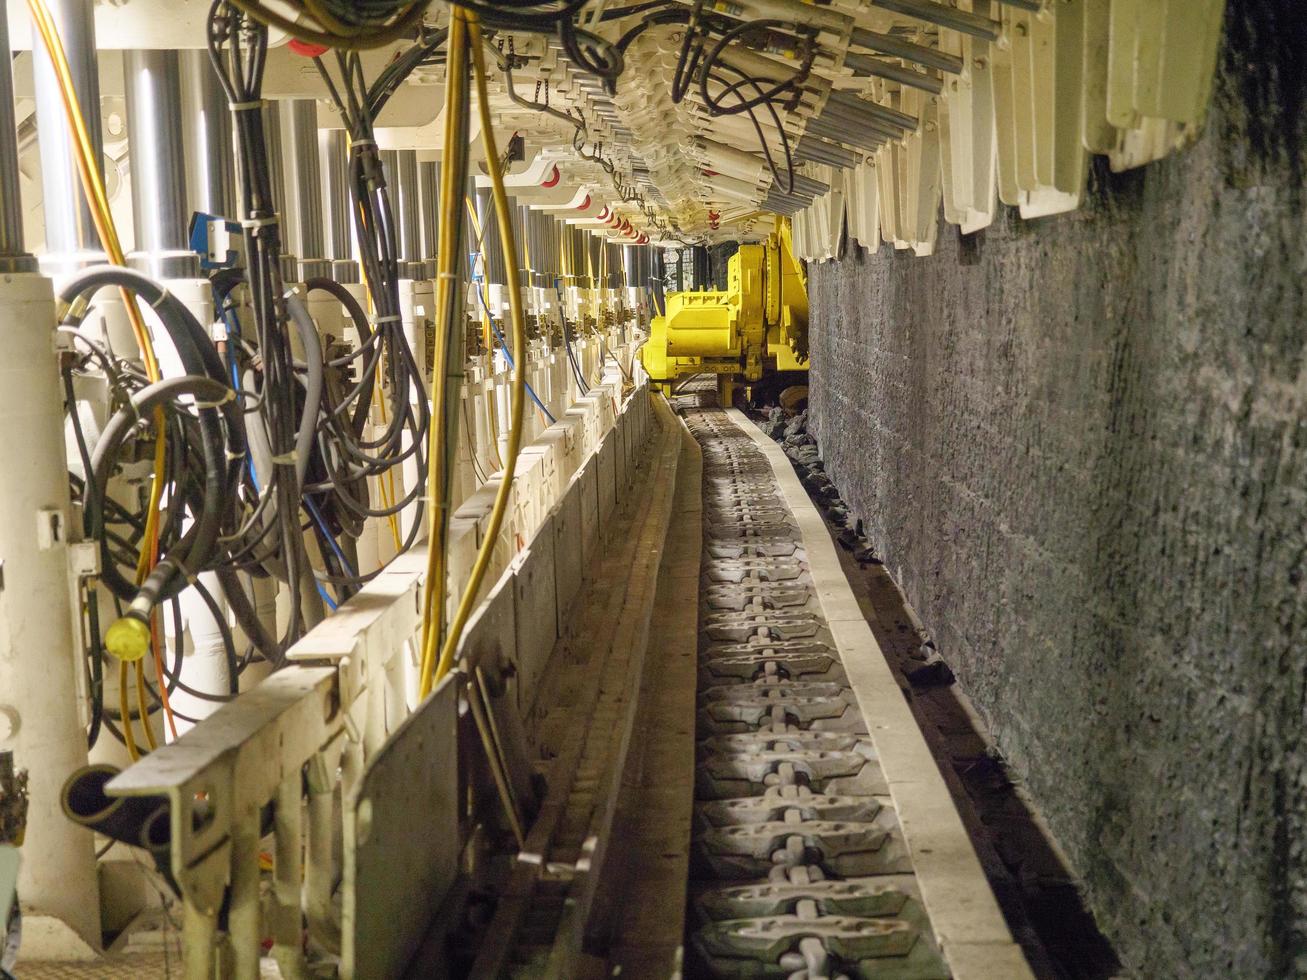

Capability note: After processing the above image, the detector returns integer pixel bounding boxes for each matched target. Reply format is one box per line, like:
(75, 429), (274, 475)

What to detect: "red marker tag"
(289, 39), (330, 58)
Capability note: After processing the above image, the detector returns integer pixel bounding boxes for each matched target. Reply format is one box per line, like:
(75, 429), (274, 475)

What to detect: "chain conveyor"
(685, 408), (950, 980)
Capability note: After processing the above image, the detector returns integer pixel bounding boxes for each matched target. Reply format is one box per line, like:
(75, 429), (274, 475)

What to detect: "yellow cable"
(118, 663), (139, 762)
(134, 661), (157, 752)
(417, 9), (470, 696)
(427, 9), (529, 690)
(27, 0), (157, 374)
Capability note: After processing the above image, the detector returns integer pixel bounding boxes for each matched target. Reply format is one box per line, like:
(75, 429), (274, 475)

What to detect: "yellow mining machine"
(641, 221), (809, 404)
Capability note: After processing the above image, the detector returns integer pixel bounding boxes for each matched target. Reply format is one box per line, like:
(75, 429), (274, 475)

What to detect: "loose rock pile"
(758, 406), (954, 687)
(761, 409), (879, 566)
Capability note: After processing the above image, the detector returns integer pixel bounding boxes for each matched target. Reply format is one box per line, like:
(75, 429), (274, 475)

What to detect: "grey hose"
(285, 291), (324, 491)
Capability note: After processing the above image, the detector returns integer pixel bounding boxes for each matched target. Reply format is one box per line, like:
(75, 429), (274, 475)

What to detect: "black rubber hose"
(216, 566), (282, 667)
(91, 376), (236, 603)
(59, 265), (247, 500)
(61, 764), (167, 845)
(304, 276), (375, 438)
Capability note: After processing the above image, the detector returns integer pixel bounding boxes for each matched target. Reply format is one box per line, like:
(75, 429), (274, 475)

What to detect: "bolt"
(0, 705), (19, 744)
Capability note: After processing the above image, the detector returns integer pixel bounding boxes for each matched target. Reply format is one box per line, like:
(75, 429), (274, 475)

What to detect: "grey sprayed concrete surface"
(806, 3), (1307, 977)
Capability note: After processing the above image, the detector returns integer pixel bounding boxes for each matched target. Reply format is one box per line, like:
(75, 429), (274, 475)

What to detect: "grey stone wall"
(807, 3), (1307, 977)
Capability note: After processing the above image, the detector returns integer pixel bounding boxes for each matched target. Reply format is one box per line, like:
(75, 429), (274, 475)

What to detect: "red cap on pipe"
(289, 39), (329, 57)
(541, 164), (561, 188)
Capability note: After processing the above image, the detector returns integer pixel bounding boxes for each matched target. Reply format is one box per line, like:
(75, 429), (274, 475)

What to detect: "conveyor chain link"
(686, 409), (950, 980)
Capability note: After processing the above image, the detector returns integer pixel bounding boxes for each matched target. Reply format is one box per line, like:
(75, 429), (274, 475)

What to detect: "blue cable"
(473, 279), (557, 425)
(305, 497), (356, 578)
(555, 278), (590, 393)
(317, 584), (339, 611)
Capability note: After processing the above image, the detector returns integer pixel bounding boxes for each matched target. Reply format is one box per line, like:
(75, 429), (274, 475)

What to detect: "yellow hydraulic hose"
(418, 9), (471, 697)
(27, 0), (158, 375)
(420, 8), (529, 695)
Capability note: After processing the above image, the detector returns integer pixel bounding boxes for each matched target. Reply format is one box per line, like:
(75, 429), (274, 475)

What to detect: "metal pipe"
(418, 159), (440, 272)
(259, 101), (298, 282)
(805, 115), (889, 152)
(520, 206), (533, 285)
(282, 99), (329, 281)
(0, 0), (34, 271)
(510, 199), (527, 280)
(794, 142), (861, 170)
(782, 172), (829, 198)
(570, 225), (587, 284)
(793, 146), (853, 169)
(622, 245), (640, 288)
(478, 186), (506, 286)
(180, 49), (236, 218)
(461, 174), (479, 271)
(812, 110), (901, 145)
(811, 99), (904, 139)
(826, 89), (920, 131)
(608, 242), (622, 289)
(848, 27), (964, 75)
(31, 0), (104, 273)
(391, 149), (422, 277)
(588, 235), (602, 286)
(262, 103), (286, 216)
(319, 128), (358, 282)
(761, 189), (806, 215)
(540, 211), (557, 282)
(870, 0), (1001, 41)
(125, 50), (197, 279)
(844, 53), (944, 95)
(519, 204), (537, 285)
(794, 136), (861, 170)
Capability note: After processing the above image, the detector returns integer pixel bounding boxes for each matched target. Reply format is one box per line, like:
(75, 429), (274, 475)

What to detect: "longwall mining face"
(2, 1), (1289, 978)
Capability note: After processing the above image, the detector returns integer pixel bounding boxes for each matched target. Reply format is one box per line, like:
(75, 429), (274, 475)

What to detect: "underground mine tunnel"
(0, 0), (1302, 977)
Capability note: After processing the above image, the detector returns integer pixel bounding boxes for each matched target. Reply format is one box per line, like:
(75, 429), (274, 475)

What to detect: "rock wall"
(807, 3), (1307, 976)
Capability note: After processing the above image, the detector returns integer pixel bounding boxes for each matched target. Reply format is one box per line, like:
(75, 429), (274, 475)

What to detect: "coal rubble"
(762, 409), (877, 563)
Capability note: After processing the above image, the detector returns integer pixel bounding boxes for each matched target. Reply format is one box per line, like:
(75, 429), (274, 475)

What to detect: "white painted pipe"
(170, 571), (231, 736)
(238, 574), (277, 692)
(0, 273), (100, 946)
